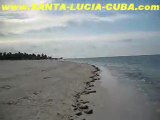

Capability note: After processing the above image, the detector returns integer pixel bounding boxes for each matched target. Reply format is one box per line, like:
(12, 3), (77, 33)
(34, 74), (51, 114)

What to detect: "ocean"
(71, 54), (160, 103)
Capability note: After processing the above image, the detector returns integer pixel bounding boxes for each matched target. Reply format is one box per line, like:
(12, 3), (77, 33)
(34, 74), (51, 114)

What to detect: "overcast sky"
(0, 0), (160, 58)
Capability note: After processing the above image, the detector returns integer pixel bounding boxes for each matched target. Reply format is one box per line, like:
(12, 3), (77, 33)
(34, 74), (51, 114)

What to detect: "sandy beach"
(1, 59), (160, 120)
(0, 60), (100, 120)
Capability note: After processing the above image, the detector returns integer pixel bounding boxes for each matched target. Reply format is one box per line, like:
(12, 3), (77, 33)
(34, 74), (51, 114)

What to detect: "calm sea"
(70, 54), (160, 102)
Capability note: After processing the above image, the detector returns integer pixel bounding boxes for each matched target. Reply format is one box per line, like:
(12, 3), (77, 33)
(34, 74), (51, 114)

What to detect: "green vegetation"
(0, 52), (52, 60)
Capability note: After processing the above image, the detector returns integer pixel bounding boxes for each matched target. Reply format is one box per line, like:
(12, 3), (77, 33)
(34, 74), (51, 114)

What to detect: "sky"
(0, 0), (160, 58)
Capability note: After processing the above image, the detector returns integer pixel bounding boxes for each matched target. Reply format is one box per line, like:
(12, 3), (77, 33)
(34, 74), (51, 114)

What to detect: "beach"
(0, 60), (100, 120)
(1, 56), (160, 120)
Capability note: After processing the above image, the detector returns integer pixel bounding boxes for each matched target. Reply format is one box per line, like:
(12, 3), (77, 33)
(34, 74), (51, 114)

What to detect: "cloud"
(1, 31), (160, 44)
(0, 11), (132, 34)
(0, 31), (160, 58)
(49, 31), (160, 42)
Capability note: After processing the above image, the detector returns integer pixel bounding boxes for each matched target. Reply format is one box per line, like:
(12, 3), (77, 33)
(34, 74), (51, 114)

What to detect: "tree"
(0, 52), (52, 60)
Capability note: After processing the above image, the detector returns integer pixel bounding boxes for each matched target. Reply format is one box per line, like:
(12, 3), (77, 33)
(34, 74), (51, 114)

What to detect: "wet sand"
(86, 66), (160, 120)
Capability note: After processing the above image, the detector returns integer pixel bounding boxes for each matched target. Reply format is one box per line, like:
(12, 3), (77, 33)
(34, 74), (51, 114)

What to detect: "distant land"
(0, 52), (63, 60)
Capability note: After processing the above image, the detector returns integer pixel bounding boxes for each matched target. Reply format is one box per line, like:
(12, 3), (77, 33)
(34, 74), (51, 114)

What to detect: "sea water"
(71, 55), (160, 102)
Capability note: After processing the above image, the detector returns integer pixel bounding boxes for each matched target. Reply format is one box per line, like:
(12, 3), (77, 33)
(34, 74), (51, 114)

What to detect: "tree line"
(0, 52), (53, 60)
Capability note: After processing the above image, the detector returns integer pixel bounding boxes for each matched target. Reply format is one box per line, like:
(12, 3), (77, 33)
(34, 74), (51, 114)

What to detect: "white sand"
(1, 60), (159, 120)
(0, 60), (95, 120)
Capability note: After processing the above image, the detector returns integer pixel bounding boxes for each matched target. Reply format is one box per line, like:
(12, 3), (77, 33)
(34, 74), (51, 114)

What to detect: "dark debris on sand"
(70, 65), (101, 120)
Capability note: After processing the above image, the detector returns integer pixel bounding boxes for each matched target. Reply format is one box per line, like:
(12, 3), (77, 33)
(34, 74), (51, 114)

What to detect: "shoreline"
(0, 60), (101, 120)
(85, 66), (160, 120)
(69, 65), (101, 120)
(1, 59), (160, 120)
